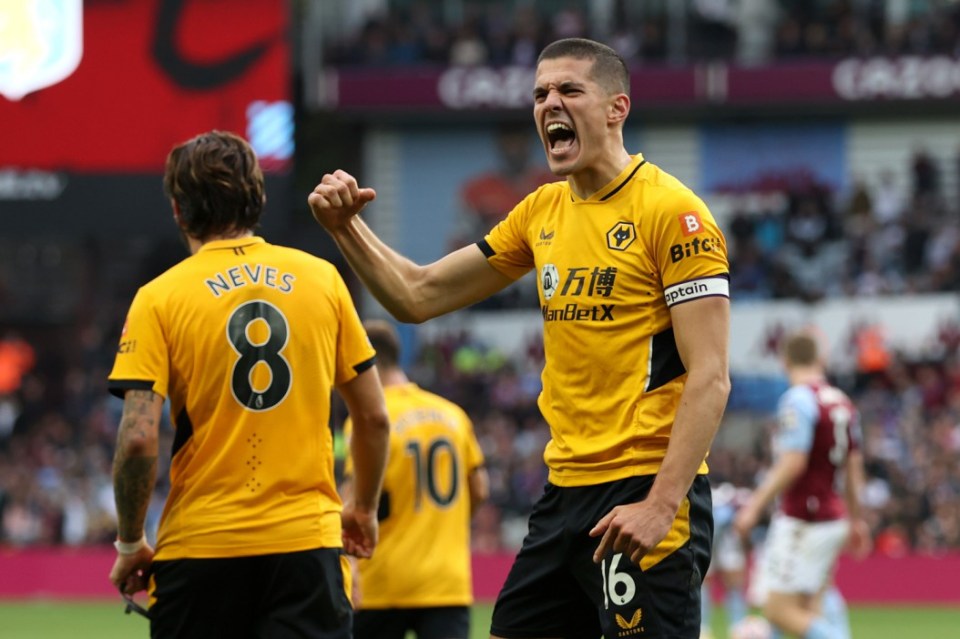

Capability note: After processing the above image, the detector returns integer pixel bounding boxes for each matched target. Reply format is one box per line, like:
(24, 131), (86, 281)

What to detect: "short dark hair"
(783, 332), (820, 367)
(364, 319), (400, 370)
(163, 130), (265, 240)
(537, 38), (629, 96)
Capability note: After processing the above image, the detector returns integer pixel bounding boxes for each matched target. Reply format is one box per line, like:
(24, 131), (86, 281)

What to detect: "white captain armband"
(663, 276), (729, 307)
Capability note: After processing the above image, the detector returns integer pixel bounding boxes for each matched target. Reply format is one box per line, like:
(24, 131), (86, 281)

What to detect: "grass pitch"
(0, 600), (957, 638)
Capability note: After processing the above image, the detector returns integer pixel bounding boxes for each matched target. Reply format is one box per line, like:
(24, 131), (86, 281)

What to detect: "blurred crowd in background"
(728, 145), (960, 301)
(3, 134), (960, 554)
(324, 0), (960, 68)
(2, 0), (960, 557)
(3, 293), (960, 554)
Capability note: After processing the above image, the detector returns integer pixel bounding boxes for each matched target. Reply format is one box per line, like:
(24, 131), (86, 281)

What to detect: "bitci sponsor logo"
(669, 236), (719, 263)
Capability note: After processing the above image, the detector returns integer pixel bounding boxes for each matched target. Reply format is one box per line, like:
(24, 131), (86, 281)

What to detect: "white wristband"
(114, 535), (147, 555)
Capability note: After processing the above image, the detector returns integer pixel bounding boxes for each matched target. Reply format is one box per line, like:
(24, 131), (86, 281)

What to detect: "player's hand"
(109, 543), (155, 596)
(342, 505), (378, 559)
(847, 517), (872, 560)
(308, 170), (377, 232)
(733, 505), (759, 540)
(589, 499), (676, 565)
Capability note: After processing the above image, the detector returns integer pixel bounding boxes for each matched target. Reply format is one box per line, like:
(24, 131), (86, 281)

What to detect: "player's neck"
(380, 367), (409, 387)
(566, 147), (632, 200)
(789, 366), (825, 387)
(185, 228), (255, 255)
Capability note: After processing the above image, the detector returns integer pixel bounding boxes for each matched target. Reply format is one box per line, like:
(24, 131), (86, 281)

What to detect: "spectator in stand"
(872, 169), (906, 227)
(508, 7), (545, 67)
(449, 21), (488, 66)
(689, 0), (738, 60)
(911, 147), (941, 198)
(550, 4), (587, 40)
(453, 123), (556, 250)
(321, 1), (960, 68)
(735, 0), (779, 65)
(0, 332), (35, 397)
(729, 238), (772, 299)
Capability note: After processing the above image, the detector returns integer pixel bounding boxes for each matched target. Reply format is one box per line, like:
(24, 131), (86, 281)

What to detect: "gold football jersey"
(345, 383), (484, 607)
(481, 154), (729, 486)
(109, 237), (375, 560)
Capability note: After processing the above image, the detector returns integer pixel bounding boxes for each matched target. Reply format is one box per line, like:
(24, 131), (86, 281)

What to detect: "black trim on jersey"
(172, 408), (194, 459)
(647, 327), (686, 392)
(353, 355), (376, 375)
(477, 239), (496, 258)
(600, 160), (646, 201)
(107, 379), (155, 399)
(206, 240), (260, 252)
(377, 490), (391, 522)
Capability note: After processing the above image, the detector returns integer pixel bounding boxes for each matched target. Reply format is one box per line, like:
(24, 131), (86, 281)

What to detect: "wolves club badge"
(0, 0), (83, 101)
(541, 263), (559, 300)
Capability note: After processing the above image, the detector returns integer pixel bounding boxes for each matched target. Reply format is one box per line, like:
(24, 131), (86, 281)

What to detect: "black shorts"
(490, 475), (712, 639)
(354, 606), (470, 639)
(148, 547), (351, 639)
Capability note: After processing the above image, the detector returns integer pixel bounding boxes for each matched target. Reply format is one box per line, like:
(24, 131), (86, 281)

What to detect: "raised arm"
(308, 170), (514, 323)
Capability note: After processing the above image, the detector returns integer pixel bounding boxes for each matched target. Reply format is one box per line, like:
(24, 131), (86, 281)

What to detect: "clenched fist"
(308, 170), (377, 232)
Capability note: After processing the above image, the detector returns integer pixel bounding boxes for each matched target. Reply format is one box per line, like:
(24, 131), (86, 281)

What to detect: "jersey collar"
(570, 153), (646, 204)
(197, 236), (266, 253)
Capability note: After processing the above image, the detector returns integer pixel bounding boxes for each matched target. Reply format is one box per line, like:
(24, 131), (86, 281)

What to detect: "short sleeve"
(333, 272), (376, 386)
(653, 190), (730, 307)
(775, 386), (818, 454)
(108, 287), (170, 399)
(478, 194), (536, 280)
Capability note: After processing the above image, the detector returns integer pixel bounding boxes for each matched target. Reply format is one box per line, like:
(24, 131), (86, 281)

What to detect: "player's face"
(533, 56), (615, 177)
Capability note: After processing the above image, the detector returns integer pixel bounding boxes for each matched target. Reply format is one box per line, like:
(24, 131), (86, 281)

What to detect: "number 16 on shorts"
(601, 553), (637, 608)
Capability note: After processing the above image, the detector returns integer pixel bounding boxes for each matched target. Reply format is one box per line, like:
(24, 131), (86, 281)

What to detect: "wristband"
(114, 535), (147, 555)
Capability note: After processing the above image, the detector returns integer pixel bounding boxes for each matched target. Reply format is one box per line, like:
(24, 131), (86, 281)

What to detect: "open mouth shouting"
(545, 121), (578, 159)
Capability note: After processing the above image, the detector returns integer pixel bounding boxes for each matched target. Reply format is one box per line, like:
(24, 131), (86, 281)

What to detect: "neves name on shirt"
(204, 264), (296, 298)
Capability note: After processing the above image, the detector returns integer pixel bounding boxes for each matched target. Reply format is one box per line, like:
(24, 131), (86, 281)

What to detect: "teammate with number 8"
(108, 131), (390, 638)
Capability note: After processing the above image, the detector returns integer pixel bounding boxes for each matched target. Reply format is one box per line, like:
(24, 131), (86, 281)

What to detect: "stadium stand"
(322, 0), (960, 68)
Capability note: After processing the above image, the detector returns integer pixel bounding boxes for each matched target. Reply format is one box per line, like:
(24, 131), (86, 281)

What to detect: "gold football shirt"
(345, 383), (484, 607)
(481, 154), (729, 486)
(109, 237), (375, 560)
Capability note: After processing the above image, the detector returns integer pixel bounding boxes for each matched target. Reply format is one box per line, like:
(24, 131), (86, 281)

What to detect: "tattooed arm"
(109, 389), (163, 595)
